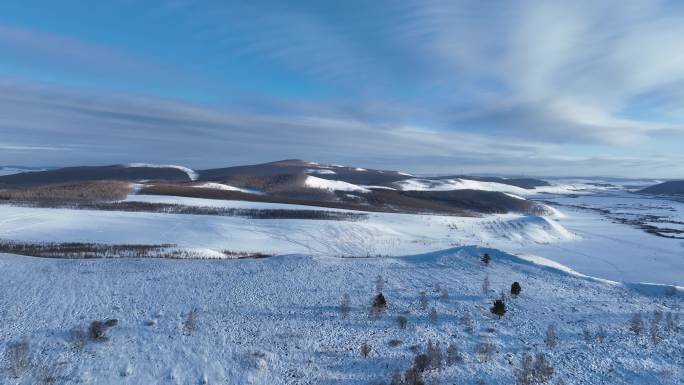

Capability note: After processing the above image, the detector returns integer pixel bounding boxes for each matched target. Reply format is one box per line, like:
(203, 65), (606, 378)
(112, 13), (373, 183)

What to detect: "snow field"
(0, 247), (680, 385)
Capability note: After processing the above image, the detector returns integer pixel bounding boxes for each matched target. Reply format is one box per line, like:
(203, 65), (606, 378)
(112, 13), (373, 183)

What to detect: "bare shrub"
(653, 309), (663, 324)
(404, 367), (424, 385)
(533, 353), (554, 383)
(581, 327), (592, 343)
(426, 341), (442, 370)
(433, 283), (441, 293)
(4, 340), (31, 378)
(390, 370), (403, 385)
(36, 363), (60, 385)
(361, 341), (371, 358)
(430, 307), (438, 324)
(595, 326), (607, 343)
(446, 342), (462, 365)
(650, 311), (662, 346)
(388, 339), (403, 347)
(515, 352), (534, 385)
(88, 319), (118, 342)
(516, 352), (554, 384)
(70, 326), (87, 351)
(544, 324), (557, 349)
(413, 353), (430, 372)
(629, 312), (643, 337)
(340, 293), (351, 319)
(397, 315), (408, 330)
(376, 274), (384, 293)
(0, 181), (132, 202)
(419, 291), (428, 310)
(482, 275), (490, 295)
(665, 312), (679, 333)
(183, 308), (198, 336)
(461, 312), (475, 334)
(474, 338), (495, 362)
(481, 253), (491, 266)
(440, 289), (449, 301)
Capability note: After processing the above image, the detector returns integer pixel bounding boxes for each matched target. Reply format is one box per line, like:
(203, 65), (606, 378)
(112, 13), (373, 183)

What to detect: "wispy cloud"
(398, 0), (684, 144)
(1, 80), (682, 177)
(0, 23), (147, 73)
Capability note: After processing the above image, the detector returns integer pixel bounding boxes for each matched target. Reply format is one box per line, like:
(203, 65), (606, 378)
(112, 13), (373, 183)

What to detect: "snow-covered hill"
(0, 195), (574, 259)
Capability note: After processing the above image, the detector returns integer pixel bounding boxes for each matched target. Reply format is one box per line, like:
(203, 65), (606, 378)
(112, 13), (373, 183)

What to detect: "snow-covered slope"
(126, 163), (198, 181)
(395, 178), (600, 196)
(0, 167), (47, 176)
(0, 203), (571, 259)
(304, 175), (370, 192)
(1, 191), (681, 284)
(396, 178), (533, 195)
(0, 246), (680, 385)
(192, 182), (264, 195)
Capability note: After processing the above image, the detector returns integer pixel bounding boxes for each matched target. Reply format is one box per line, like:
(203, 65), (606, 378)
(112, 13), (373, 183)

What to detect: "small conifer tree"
(490, 299), (506, 319)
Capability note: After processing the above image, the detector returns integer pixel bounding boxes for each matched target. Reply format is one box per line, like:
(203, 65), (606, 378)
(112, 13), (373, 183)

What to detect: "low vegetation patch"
(2, 200), (368, 221)
(0, 240), (272, 259)
(0, 181), (131, 201)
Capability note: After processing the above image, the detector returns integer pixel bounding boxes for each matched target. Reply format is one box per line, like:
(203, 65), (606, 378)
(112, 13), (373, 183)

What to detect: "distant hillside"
(640, 180), (684, 195)
(0, 166), (48, 177)
(425, 175), (550, 189)
(198, 159), (411, 185)
(0, 159), (556, 216)
(0, 165), (192, 187)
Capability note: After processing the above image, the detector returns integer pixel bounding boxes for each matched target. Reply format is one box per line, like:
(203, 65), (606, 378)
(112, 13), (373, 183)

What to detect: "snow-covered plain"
(0, 247), (681, 385)
(528, 189), (684, 286)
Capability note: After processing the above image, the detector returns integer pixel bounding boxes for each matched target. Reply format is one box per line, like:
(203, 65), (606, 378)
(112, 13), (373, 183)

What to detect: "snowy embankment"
(1, 190), (682, 284)
(0, 195), (574, 260)
(0, 247), (680, 385)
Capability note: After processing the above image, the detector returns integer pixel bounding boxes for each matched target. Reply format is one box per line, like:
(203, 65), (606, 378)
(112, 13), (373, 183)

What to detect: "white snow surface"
(0, 199), (572, 260)
(395, 178), (597, 195)
(304, 175), (370, 192)
(0, 247), (681, 385)
(1, 189), (682, 284)
(0, 167), (46, 176)
(126, 163), (198, 181)
(192, 182), (264, 195)
(305, 168), (336, 175)
(396, 178), (532, 195)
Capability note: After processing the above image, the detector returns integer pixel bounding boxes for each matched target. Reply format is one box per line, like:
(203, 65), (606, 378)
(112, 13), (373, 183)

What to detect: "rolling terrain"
(0, 161), (682, 385)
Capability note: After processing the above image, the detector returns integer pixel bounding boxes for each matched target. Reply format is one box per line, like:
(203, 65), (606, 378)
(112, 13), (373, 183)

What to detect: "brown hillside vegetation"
(0, 181), (132, 201)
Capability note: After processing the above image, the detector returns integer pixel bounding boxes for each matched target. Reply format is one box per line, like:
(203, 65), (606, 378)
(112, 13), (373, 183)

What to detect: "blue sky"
(1, 0), (684, 177)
